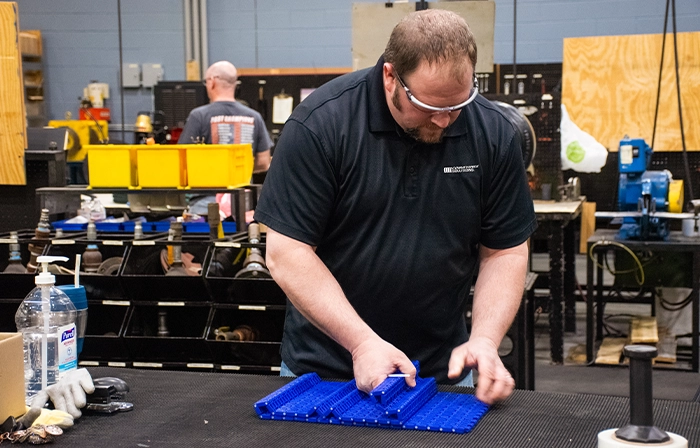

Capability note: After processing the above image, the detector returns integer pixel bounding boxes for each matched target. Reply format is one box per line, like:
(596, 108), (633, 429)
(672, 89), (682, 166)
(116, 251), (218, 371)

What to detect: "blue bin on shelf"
(183, 222), (237, 234)
(52, 220), (87, 232)
(95, 222), (122, 232)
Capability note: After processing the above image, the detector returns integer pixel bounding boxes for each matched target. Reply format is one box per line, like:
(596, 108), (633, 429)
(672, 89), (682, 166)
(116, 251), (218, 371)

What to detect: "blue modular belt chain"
(254, 367), (489, 434)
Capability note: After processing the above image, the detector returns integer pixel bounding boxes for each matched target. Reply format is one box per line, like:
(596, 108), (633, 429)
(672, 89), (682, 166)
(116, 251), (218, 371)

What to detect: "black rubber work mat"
(56, 367), (699, 448)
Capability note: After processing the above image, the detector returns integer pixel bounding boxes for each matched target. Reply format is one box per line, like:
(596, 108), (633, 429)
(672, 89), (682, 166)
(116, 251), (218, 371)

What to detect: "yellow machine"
(46, 119), (109, 162)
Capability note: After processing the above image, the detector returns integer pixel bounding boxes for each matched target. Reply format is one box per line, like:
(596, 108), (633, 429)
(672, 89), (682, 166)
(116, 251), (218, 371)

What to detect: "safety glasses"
(394, 68), (478, 114)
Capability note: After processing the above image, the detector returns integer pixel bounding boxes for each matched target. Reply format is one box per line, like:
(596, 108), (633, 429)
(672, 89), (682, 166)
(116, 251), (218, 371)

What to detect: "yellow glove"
(17, 406), (74, 429)
(34, 407), (74, 428)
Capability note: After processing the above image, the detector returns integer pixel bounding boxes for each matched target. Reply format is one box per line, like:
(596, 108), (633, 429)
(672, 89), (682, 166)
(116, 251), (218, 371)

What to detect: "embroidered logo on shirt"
(443, 164), (479, 174)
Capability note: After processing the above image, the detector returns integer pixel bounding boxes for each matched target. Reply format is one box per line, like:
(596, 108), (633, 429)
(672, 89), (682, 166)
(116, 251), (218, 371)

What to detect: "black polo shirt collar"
(367, 56), (468, 138)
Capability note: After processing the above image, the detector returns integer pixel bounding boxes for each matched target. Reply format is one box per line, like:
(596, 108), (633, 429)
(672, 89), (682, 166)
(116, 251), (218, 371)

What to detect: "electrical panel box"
(122, 63), (141, 88)
(142, 63), (164, 88)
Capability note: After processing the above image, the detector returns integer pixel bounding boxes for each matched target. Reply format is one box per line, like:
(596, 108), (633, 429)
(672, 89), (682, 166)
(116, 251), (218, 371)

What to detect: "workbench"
(533, 198), (584, 364)
(57, 367), (699, 448)
(586, 229), (700, 372)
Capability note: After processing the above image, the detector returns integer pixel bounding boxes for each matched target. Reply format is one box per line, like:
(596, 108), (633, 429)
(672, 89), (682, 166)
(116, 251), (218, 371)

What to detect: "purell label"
(58, 323), (78, 377)
(61, 327), (75, 342)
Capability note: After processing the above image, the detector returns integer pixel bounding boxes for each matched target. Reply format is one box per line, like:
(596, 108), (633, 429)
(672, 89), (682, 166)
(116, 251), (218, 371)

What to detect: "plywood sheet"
(352, 1), (494, 73)
(630, 316), (659, 344)
(562, 32), (700, 152)
(0, 2), (26, 185)
(595, 337), (627, 365)
(579, 202), (596, 254)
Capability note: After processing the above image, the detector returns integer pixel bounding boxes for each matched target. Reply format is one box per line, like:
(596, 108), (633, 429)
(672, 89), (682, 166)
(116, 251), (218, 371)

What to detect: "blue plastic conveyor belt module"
(254, 365), (489, 434)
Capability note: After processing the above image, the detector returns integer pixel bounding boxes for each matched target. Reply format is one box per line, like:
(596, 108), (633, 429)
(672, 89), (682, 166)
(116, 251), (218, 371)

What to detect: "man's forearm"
(254, 150), (271, 173)
(470, 241), (529, 344)
(265, 228), (378, 354)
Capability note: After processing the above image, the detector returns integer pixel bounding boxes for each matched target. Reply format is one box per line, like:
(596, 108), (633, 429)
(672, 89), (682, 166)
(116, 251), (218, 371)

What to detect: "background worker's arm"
(448, 240), (529, 404)
(265, 228), (417, 392)
(254, 149), (271, 173)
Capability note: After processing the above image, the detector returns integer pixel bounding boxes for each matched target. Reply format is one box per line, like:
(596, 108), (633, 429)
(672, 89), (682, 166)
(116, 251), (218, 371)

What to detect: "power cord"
(81, 106), (109, 144)
(588, 240), (646, 285)
(656, 287), (692, 311)
(651, 0), (693, 204)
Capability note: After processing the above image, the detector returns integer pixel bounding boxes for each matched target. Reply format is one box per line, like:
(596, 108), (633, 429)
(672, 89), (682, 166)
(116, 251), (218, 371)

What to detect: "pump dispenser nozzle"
(35, 256), (69, 286)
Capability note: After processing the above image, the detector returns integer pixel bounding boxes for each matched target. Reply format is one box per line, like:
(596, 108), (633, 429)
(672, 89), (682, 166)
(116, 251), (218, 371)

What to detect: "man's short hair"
(207, 61), (238, 86)
(384, 9), (477, 80)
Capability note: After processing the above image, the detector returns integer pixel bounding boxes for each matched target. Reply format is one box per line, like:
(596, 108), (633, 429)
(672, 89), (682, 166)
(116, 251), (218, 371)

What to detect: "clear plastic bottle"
(15, 256), (77, 405)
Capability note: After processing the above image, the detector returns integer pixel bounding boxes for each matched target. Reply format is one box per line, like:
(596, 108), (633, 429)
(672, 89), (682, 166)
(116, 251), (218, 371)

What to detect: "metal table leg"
(596, 252), (605, 341)
(564, 220), (576, 332)
(693, 251), (699, 372)
(586, 243), (595, 363)
(548, 221), (564, 364)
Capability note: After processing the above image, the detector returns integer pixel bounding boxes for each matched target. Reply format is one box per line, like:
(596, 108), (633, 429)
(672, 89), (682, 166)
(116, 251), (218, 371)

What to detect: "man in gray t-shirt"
(179, 61), (273, 216)
(178, 60), (272, 173)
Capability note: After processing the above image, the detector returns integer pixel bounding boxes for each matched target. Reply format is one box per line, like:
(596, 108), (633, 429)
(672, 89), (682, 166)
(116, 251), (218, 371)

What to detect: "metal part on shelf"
(82, 244), (102, 273)
(235, 223), (271, 279)
(558, 177), (580, 202)
(133, 221), (144, 240)
(157, 310), (170, 337)
(96, 257), (122, 276)
(27, 208), (51, 273)
(3, 231), (26, 273)
(165, 219), (188, 277)
(87, 220), (97, 241)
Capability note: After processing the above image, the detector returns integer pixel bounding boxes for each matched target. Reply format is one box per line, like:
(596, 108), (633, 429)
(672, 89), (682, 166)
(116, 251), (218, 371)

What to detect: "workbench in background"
(533, 198), (584, 364)
(586, 229), (700, 372)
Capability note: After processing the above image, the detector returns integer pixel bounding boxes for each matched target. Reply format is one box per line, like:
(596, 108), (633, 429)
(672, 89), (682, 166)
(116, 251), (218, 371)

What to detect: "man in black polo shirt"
(254, 10), (536, 405)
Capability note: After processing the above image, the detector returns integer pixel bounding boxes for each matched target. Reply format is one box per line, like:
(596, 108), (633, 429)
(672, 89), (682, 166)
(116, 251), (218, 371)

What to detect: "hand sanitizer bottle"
(15, 256), (77, 405)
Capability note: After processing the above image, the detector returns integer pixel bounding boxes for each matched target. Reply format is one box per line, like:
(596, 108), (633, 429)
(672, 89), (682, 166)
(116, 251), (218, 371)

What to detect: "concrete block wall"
(14, 0), (700, 140)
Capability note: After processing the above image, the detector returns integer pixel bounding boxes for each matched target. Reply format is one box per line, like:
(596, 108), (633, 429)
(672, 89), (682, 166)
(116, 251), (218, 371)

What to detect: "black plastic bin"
(120, 241), (212, 302)
(0, 231), (42, 299)
(205, 242), (286, 305)
(206, 304), (284, 370)
(124, 303), (212, 363)
(80, 301), (131, 362)
(45, 241), (128, 300)
(0, 299), (21, 332)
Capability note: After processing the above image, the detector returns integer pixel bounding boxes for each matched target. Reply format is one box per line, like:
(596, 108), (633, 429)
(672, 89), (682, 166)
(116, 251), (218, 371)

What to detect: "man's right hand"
(351, 337), (416, 393)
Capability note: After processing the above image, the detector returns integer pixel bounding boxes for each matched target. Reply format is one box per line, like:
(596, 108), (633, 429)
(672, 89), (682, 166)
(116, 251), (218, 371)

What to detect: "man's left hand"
(447, 336), (515, 405)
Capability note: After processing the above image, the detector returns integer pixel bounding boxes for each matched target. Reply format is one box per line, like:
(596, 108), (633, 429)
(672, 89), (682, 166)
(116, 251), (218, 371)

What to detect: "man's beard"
(392, 88), (447, 144)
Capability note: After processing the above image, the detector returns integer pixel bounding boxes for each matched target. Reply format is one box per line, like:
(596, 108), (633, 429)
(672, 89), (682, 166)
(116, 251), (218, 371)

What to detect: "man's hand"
(351, 337), (416, 393)
(30, 368), (95, 419)
(447, 336), (514, 404)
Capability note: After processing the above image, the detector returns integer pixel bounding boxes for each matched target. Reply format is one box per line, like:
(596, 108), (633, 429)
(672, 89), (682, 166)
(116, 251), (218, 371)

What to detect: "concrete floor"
(528, 253), (700, 401)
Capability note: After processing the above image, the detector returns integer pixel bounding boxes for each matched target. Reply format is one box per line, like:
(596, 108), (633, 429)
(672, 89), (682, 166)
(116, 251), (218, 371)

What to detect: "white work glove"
(30, 368), (95, 419)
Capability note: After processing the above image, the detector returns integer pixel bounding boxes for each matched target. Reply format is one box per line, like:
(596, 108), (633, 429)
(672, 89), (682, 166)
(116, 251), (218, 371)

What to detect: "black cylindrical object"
(615, 344), (670, 443)
(626, 345), (655, 426)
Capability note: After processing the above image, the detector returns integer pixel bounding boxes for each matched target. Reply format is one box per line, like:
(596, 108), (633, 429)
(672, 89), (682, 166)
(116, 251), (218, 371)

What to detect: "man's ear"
(383, 63), (397, 94)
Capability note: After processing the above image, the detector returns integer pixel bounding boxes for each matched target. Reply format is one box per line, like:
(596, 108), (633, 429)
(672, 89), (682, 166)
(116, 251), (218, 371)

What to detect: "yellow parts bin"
(137, 145), (187, 188)
(84, 143), (253, 189)
(186, 143), (253, 188)
(85, 145), (138, 188)
(47, 120), (109, 162)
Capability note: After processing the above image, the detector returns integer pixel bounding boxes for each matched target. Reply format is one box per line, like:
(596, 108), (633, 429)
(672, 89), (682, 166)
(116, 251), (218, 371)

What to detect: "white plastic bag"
(560, 104), (608, 173)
